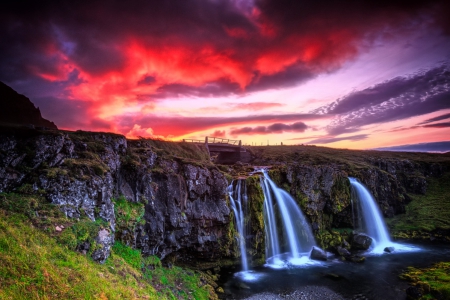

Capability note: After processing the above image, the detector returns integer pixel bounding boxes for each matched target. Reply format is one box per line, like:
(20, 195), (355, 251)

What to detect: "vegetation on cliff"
(387, 171), (450, 240)
(0, 192), (214, 299)
(400, 262), (450, 299)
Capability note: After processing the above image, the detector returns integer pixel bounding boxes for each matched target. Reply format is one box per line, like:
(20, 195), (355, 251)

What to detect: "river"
(220, 241), (450, 299)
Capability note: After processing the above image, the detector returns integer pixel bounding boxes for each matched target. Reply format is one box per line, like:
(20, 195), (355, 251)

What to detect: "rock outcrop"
(0, 82), (57, 129)
(0, 129), (233, 264)
(1, 126), (449, 266)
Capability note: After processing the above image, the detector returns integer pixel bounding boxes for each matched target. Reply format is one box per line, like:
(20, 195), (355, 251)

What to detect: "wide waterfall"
(349, 177), (392, 253)
(260, 169), (316, 266)
(227, 179), (249, 271)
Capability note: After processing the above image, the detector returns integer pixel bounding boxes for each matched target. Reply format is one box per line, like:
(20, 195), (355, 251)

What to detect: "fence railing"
(183, 136), (242, 146)
(182, 139), (204, 143)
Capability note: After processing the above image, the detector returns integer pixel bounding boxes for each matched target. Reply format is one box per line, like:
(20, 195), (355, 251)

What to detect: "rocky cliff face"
(0, 128), (233, 264)
(1, 128), (449, 265)
(255, 153), (449, 250)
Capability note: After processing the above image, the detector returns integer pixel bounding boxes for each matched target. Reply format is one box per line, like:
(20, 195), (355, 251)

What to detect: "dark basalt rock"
(384, 246), (395, 253)
(92, 229), (114, 263)
(310, 246), (327, 261)
(0, 81), (57, 129)
(406, 285), (423, 299)
(336, 246), (351, 257)
(352, 233), (372, 250)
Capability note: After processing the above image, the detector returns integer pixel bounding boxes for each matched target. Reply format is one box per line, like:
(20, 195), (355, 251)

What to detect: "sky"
(1, 0), (450, 151)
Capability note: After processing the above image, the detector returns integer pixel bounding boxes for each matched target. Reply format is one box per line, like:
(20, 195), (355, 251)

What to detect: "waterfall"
(228, 179), (249, 271)
(349, 177), (392, 252)
(260, 169), (316, 264)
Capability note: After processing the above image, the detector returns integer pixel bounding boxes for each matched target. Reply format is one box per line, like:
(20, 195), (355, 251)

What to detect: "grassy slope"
(387, 171), (450, 235)
(0, 193), (213, 300)
(400, 262), (450, 299)
(248, 144), (450, 168)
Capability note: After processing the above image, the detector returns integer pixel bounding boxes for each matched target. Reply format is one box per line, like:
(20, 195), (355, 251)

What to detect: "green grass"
(113, 195), (146, 245)
(400, 262), (450, 299)
(248, 145), (450, 166)
(131, 138), (211, 162)
(387, 172), (450, 233)
(0, 193), (215, 299)
(114, 195), (145, 226)
(0, 209), (158, 299)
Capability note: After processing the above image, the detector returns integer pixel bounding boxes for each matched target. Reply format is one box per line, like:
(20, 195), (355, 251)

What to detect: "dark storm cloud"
(1, 0), (449, 99)
(154, 80), (241, 98)
(305, 134), (368, 144)
(418, 112), (450, 125)
(315, 65), (450, 135)
(0, 0), (255, 86)
(374, 141), (450, 152)
(246, 65), (315, 92)
(422, 122), (450, 128)
(230, 122), (308, 135)
(137, 75), (156, 86)
(154, 65), (316, 97)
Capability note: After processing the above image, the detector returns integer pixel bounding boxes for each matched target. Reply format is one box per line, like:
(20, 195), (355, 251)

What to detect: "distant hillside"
(0, 81), (57, 129)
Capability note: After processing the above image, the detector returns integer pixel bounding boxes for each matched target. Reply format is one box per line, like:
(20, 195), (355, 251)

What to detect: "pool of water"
(220, 241), (450, 299)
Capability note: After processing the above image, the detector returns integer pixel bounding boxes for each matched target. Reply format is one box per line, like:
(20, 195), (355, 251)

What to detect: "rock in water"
(352, 233), (372, 250)
(336, 246), (351, 257)
(310, 246), (327, 261)
(384, 246), (395, 253)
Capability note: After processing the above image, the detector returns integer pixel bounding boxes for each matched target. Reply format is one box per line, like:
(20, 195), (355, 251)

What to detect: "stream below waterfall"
(219, 241), (450, 299)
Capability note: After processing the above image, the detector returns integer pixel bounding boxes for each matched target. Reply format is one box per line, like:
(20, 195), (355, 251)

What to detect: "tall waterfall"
(349, 177), (392, 252)
(228, 179), (249, 271)
(260, 169), (316, 265)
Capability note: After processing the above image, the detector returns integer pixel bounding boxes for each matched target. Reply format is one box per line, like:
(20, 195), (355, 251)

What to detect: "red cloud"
(1, 0), (448, 138)
(211, 130), (226, 138)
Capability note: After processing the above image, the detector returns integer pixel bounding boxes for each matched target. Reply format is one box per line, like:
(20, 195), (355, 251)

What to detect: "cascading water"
(228, 179), (249, 271)
(260, 169), (316, 265)
(349, 177), (392, 253)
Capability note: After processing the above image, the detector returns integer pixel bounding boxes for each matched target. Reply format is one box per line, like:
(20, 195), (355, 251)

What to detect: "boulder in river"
(310, 246), (327, 261)
(384, 246), (395, 253)
(352, 233), (372, 250)
(336, 246), (351, 257)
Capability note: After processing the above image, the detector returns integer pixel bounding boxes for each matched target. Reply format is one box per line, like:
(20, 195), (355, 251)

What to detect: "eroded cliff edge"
(1, 127), (449, 268)
(0, 127), (234, 266)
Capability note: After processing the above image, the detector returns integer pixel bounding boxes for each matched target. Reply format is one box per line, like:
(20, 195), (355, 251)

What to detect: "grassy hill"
(0, 192), (216, 300)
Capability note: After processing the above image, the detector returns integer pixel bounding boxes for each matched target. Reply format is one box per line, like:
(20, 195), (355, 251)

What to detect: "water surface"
(221, 241), (450, 299)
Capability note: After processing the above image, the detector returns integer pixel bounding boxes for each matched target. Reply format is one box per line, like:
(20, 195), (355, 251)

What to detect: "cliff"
(1, 127), (450, 268)
(0, 128), (234, 266)
(0, 82), (58, 129)
(242, 145), (450, 249)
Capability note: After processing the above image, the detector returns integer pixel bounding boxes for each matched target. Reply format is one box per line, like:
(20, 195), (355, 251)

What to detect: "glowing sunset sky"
(1, 0), (450, 150)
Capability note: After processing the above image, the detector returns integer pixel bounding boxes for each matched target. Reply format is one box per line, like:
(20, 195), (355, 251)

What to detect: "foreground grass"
(400, 262), (450, 299)
(387, 172), (450, 236)
(0, 193), (212, 299)
(0, 210), (158, 299)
